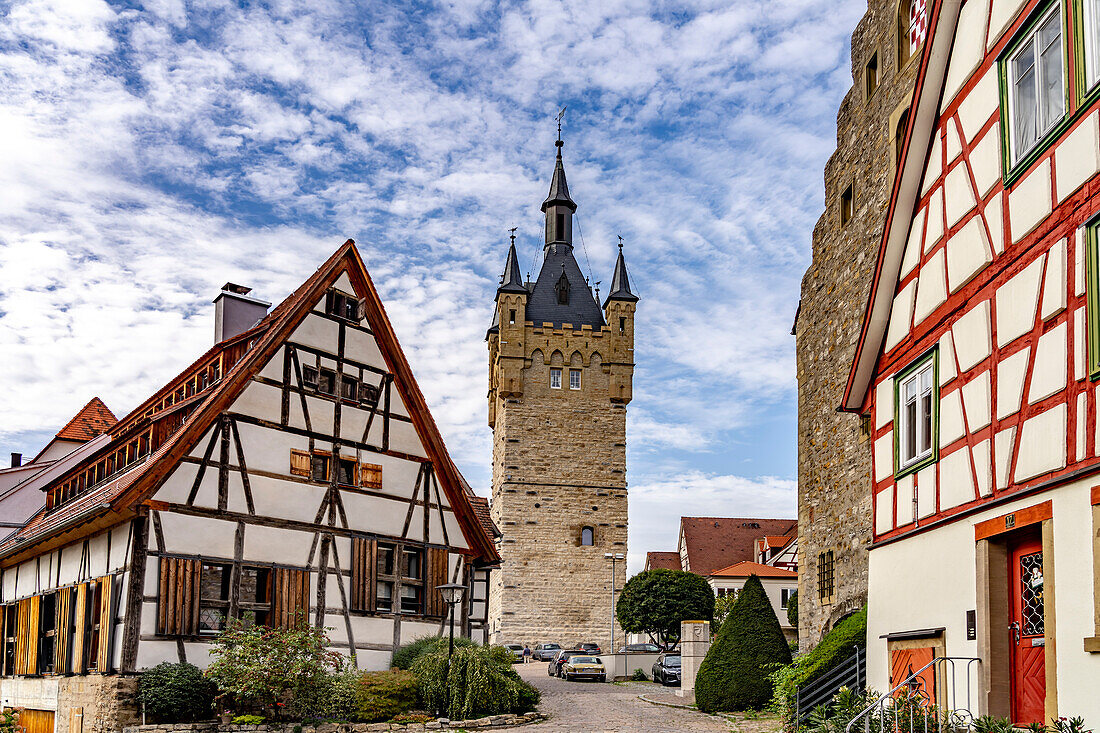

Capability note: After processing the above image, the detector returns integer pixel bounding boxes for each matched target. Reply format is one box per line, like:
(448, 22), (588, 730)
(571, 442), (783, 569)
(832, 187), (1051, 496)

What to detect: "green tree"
(787, 589), (798, 628)
(695, 574), (792, 712)
(714, 593), (738, 627)
(615, 569), (714, 649)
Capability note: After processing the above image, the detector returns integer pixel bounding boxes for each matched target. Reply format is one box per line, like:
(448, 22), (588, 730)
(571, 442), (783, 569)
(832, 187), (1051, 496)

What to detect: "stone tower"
(486, 137), (637, 650)
(794, 0), (923, 649)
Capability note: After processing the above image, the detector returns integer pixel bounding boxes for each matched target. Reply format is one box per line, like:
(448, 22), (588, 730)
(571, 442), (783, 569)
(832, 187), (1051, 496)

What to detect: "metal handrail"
(844, 656), (981, 733)
(796, 646), (864, 724)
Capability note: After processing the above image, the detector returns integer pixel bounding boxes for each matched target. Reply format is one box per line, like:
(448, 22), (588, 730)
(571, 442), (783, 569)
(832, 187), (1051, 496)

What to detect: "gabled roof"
(1, 241), (500, 566)
(54, 398), (117, 442)
(678, 517), (797, 576)
(709, 560), (797, 579)
(644, 551), (682, 571)
(843, 0), (962, 410)
(763, 535), (794, 549)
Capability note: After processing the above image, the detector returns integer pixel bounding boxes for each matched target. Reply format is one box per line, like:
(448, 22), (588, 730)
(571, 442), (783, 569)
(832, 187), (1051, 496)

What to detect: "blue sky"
(0, 0), (866, 573)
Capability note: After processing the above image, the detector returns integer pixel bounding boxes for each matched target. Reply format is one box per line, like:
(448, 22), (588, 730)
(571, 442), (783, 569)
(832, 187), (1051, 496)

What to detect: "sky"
(0, 0), (866, 574)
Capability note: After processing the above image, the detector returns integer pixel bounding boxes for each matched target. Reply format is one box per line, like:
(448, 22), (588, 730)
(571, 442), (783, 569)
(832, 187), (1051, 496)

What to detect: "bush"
(230, 715), (265, 725)
(770, 607), (866, 727)
(412, 645), (540, 720)
(631, 668), (648, 681)
(139, 662), (216, 722)
(327, 669), (363, 721)
(786, 590), (798, 628)
(355, 669), (418, 723)
(695, 575), (792, 713)
(204, 617), (345, 718)
(390, 634), (479, 670)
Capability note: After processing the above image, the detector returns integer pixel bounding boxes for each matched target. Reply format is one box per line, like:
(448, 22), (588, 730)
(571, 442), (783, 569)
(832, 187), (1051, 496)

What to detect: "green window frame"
(894, 349), (940, 478)
(1074, 0), (1100, 104)
(1084, 217), (1100, 378)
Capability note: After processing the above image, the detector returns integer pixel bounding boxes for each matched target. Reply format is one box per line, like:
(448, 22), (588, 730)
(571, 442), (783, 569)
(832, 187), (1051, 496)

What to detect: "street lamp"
(604, 553), (625, 672)
(435, 582), (467, 657)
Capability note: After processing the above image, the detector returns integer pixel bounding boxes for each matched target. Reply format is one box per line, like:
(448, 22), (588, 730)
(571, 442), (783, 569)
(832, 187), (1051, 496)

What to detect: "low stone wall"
(122, 713), (542, 733)
(1, 674), (141, 733)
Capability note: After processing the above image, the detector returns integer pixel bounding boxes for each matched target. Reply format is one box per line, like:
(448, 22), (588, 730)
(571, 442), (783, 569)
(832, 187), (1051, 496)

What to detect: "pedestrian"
(523, 644), (532, 663)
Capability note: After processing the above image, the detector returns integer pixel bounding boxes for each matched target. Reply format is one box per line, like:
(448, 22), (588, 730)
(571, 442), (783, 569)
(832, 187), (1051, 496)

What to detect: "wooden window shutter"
(72, 584), (87, 674)
(15, 596), (39, 675)
(359, 463), (382, 490)
(350, 538), (377, 612)
(289, 450), (311, 477)
(324, 290), (335, 316)
(97, 575), (115, 673)
(272, 568), (309, 629)
(356, 298), (367, 322)
(425, 548), (449, 618)
(158, 557), (201, 636)
(54, 587), (73, 675)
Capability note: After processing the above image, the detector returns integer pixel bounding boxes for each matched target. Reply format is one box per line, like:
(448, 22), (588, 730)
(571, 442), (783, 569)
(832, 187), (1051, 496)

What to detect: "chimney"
(10, 453), (22, 468)
(213, 283), (270, 343)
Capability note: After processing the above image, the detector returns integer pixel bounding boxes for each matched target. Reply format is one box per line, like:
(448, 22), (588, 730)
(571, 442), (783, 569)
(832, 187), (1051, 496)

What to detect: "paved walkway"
(516, 662), (735, 732)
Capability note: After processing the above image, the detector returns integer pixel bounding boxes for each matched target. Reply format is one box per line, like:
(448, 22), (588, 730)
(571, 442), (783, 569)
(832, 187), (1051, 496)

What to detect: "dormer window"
(556, 271), (570, 305)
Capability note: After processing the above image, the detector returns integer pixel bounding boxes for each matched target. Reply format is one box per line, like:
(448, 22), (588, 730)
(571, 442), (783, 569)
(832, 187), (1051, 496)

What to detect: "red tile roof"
(468, 495), (499, 540)
(763, 535), (794, 549)
(709, 560), (797, 579)
(644, 551), (681, 571)
(54, 398), (117, 442)
(680, 517), (797, 576)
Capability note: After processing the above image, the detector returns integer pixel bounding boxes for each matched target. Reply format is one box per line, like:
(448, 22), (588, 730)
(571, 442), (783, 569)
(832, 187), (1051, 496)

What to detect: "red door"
(1009, 533), (1046, 725)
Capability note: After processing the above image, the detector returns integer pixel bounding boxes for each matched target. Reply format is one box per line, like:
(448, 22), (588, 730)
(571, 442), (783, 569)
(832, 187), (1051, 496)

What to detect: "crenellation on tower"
(486, 136), (637, 650)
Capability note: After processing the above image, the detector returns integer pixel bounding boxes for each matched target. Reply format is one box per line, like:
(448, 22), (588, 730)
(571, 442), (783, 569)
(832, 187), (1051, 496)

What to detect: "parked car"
(576, 642), (601, 654)
(619, 643), (662, 653)
(651, 654), (681, 686)
(533, 642), (562, 661)
(561, 655), (606, 682)
(503, 643), (524, 663)
(549, 649), (590, 677)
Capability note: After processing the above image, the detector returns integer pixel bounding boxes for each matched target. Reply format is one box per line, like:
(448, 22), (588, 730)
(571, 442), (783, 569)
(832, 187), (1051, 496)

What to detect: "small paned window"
(311, 454), (331, 483)
(817, 551), (835, 602)
(318, 368), (337, 395)
(781, 588), (794, 610)
(360, 382), (381, 406)
(238, 566), (272, 627)
(199, 562), (231, 634)
(341, 376), (359, 402)
(302, 365), (318, 388)
(569, 369), (581, 390)
(375, 544), (396, 613)
(337, 458), (357, 486)
(865, 52), (879, 99)
(840, 184), (854, 227)
(550, 368), (562, 389)
(581, 526), (594, 546)
(895, 353), (938, 473)
(326, 290), (362, 322)
(899, 0), (928, 67)
(37, 593), (56, 674)
(1005, 6), (1064, 164)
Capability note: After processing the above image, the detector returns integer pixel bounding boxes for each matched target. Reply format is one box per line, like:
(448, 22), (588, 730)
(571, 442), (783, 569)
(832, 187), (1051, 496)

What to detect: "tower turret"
(603, 240), (638, 404)
(541, 138), (577, 248)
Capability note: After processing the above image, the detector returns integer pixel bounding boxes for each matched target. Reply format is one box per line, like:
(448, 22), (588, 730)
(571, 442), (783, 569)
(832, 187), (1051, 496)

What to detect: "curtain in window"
(1013, 44), (1038, 155)
(1039, 13), (1064, 131)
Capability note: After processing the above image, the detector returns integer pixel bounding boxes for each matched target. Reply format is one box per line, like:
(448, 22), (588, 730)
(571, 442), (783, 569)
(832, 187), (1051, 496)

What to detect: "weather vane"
(509, 226), (518, 245)
(617, 234), (624, 251)
(556, 106), (567, 145)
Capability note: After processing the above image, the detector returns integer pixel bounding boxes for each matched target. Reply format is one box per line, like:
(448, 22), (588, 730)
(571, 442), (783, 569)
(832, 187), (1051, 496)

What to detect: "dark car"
(652, 654), (681, 686)
(549, 649), (590, 677)
(576, 642), (601, 654)
(533, 642), (562, 661)
(619, 643), (662, 653)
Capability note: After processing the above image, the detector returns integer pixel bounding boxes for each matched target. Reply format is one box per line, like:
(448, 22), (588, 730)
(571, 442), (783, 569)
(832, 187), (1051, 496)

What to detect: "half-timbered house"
(0, 241), (499, 733)
(843, 0), (1100, 723)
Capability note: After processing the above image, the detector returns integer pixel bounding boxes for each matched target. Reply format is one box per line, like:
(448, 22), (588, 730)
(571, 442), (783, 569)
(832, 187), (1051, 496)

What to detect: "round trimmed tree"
(695, 574), (792, 712)
(615, 569), (714, 649)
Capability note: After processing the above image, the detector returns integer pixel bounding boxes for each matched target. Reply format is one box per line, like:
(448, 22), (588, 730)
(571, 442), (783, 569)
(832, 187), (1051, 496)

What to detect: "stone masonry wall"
(0, 675), (141, 733)
(796, 0), (921, 650)
(488, 324), (629, 651)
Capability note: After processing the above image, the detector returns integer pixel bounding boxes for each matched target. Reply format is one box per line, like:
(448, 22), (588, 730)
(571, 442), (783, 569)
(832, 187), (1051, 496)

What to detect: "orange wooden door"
(1009, 533), (1046, 726)
(19, 709), (55, 733)
(889, 647), (935, 702)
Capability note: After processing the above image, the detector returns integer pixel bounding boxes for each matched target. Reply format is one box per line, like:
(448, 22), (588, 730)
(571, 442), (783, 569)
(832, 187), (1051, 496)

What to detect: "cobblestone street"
(516, 663), (745, 733)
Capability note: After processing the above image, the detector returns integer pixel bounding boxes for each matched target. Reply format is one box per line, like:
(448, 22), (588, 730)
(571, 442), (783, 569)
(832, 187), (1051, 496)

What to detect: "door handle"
(1009, 621), (1020, 646)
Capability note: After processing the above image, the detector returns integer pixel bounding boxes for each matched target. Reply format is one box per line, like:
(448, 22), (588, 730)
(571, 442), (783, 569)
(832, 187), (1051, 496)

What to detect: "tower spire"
(603, 236), (638, 307)
(542, 108), (577, 248)
(497, 228), (527, 295)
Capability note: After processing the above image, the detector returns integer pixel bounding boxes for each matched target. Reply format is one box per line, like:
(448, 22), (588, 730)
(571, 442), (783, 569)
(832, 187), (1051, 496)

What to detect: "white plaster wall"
(290, 314), (341, 353)
(941, 0), (990, 109)
(866, 480), (1100, 724)
(1009, 159), (1053, 243)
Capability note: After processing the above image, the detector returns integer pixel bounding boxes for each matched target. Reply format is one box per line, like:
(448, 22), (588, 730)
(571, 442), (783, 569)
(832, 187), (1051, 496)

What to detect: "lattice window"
(1019, 551), (1045, 636)
(818, 551), (835, 602)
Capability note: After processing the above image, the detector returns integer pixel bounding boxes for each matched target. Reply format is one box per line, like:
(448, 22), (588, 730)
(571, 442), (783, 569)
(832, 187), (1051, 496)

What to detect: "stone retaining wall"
(122, 713), (542, 733)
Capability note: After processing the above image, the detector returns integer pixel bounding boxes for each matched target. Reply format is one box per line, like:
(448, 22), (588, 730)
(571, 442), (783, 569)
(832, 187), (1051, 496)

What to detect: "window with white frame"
(550, 368), (562, 389)
(569, 369), (581, 390)
(781, 588), (795, 610)
(1006, 5), (1064, 163)
(896, 354), (937, 471)
(1085, 0), (1100, 90)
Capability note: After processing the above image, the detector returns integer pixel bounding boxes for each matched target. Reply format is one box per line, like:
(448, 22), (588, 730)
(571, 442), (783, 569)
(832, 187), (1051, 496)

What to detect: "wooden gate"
(18, 709), (55, 733)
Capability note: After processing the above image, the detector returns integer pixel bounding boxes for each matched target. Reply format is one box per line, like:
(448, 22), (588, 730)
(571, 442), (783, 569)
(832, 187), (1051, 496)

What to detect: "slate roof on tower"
(525, 247), (605, 329)
(603, 243), (638, 307)
(541, 144), (577, 213)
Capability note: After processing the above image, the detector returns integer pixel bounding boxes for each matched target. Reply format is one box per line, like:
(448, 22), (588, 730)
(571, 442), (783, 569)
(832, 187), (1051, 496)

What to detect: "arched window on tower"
(581, 526), (594, 546)
(895, 107), (911, 169)
(556, 212), (565, 241)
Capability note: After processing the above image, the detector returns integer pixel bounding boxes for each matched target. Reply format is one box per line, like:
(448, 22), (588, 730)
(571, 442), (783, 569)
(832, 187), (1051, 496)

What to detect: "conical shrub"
(695, 574), (792, 712)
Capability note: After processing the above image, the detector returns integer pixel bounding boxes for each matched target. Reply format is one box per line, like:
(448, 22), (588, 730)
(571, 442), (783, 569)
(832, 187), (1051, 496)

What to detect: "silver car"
(503, 643), (524, 662)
